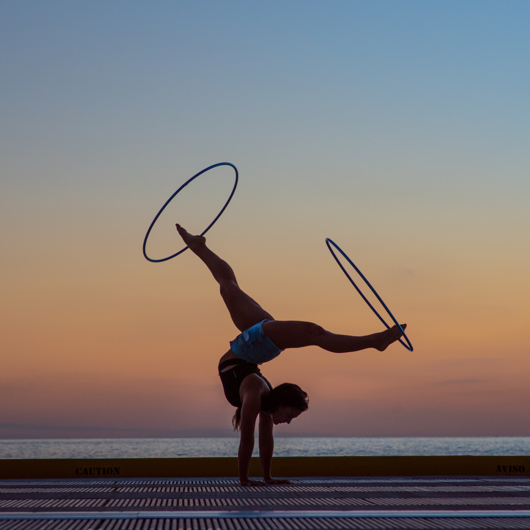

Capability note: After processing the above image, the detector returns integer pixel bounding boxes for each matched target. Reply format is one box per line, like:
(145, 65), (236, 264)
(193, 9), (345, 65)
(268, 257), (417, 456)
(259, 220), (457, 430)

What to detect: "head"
(270, 405), (303, 425)
(232, 383), (309, 431)
(262, 383), (309, 425)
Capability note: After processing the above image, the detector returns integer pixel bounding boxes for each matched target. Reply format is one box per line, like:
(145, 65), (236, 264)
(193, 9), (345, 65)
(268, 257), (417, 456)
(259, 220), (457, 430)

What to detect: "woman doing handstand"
(176, 225), (406, 486)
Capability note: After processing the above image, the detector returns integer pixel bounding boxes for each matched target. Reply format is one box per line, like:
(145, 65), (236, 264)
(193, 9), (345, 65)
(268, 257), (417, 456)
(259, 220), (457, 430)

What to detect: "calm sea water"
(1, 437), (530, 459)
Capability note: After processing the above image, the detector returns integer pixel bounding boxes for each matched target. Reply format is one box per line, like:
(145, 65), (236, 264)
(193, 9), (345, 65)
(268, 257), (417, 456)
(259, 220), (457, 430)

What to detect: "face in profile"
(271, 405), (303, 425)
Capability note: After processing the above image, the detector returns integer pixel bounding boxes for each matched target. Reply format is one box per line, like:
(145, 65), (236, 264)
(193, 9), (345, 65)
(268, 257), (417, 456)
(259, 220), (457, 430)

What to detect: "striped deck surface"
(2, 476), (530, 529)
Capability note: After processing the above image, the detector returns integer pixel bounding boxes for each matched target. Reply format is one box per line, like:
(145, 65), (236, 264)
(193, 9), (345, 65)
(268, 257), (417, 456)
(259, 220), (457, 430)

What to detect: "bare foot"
(375, 324), (406, 351)
(176, 224), (205, 251)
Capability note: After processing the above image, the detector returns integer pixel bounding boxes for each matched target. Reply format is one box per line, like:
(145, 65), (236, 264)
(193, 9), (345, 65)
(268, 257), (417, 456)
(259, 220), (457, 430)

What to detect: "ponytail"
(232, 407), (242, 431)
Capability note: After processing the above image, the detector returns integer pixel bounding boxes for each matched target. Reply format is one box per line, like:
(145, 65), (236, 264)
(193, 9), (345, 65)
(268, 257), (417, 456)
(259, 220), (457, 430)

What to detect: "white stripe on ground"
(1, 510), (530, 520)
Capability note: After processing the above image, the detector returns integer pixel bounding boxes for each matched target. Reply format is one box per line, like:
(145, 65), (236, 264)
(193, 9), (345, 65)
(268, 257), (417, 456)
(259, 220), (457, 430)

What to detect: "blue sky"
(4, 1), (529, 186)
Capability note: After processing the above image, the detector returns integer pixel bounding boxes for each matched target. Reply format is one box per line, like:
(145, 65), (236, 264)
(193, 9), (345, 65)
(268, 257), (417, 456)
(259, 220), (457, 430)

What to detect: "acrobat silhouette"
(176, 224), (405, 486)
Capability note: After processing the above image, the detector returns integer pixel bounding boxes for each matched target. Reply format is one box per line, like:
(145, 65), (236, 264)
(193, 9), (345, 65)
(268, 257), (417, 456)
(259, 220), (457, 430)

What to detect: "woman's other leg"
(177, 224), (274, 332)
(263, 320), (406, 353)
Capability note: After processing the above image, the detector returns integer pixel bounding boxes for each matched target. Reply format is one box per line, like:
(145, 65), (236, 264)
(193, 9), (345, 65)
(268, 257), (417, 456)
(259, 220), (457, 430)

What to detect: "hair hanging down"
(232, 383), (309, 431)
(232, 407), (242, 431)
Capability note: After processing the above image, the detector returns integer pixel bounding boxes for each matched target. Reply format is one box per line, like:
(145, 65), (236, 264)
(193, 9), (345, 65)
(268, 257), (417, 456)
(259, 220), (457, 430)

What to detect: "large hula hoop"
(143, 163), (239, 263)
(326, 238), (413, 351)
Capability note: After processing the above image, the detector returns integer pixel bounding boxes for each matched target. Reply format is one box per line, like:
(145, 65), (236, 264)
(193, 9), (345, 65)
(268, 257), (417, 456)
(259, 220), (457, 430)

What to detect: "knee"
(299, 322), (326, 347)
(304, 322), (325, 338)
(220, 280), (238, 300)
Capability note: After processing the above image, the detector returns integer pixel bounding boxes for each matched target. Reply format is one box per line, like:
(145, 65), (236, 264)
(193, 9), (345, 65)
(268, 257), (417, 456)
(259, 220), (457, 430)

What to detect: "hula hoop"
(143, 162), (238, 263)
(326, 238), (413, 351)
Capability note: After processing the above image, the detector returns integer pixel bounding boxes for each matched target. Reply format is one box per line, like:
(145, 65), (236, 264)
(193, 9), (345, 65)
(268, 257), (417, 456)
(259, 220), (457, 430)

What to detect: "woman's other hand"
(264, 478), (292, 485)
(240, 479), (267, 486)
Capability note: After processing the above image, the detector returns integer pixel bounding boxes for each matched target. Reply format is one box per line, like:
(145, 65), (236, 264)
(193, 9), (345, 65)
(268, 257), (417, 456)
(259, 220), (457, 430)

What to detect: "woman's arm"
(238, 392), (263, 486)
(258, 412), (274, 481)
(259, 412), (291, 485)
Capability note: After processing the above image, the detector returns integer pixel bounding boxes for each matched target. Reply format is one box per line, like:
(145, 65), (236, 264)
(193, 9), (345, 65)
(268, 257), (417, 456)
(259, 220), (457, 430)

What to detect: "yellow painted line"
(0, 456), (529, 480)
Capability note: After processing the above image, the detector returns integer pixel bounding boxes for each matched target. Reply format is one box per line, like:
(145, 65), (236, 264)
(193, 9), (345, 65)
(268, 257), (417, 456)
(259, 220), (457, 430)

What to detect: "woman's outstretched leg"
(263, 320), (406, 353)
(176, 224), (274, 332)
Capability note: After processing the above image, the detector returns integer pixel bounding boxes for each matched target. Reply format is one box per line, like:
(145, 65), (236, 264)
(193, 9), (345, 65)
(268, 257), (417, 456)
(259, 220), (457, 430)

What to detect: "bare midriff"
(219, 349), (239, 372)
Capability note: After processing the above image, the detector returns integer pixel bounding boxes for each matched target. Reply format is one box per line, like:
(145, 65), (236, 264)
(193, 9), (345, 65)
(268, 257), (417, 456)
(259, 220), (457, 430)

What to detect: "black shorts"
(218, 358), (273, 408)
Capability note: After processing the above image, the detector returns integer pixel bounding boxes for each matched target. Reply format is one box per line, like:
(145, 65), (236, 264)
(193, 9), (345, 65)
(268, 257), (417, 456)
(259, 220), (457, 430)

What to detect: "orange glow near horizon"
(2, 216), (529, 438)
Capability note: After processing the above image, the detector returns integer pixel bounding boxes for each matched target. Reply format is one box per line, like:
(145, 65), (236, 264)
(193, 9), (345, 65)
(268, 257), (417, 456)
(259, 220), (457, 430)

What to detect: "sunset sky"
(1, 1), (529, 439)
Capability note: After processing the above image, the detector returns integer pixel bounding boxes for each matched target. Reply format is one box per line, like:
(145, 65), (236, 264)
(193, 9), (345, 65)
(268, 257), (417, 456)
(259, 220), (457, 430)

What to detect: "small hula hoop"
(143, 162), (239, 263)
(326, 238), (413, 351)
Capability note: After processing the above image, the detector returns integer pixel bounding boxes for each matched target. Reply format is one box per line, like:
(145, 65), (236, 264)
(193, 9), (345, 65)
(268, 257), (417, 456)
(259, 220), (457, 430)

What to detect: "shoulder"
(240, 372), (270, 393)
(240, 373), (270, 406)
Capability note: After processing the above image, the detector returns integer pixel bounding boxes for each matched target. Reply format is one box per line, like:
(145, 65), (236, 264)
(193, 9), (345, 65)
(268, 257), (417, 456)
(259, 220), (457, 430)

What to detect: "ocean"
(1, 437), (530, 459)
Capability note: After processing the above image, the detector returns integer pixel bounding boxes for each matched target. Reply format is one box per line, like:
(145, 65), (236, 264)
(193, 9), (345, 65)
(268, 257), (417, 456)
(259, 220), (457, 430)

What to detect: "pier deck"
(2, 476), (530, 529)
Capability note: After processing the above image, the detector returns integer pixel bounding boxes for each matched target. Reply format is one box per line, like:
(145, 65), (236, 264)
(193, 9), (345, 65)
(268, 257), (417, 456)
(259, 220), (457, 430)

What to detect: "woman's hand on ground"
(240, 479), (267, 487)
(264, 478), (292, 485)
